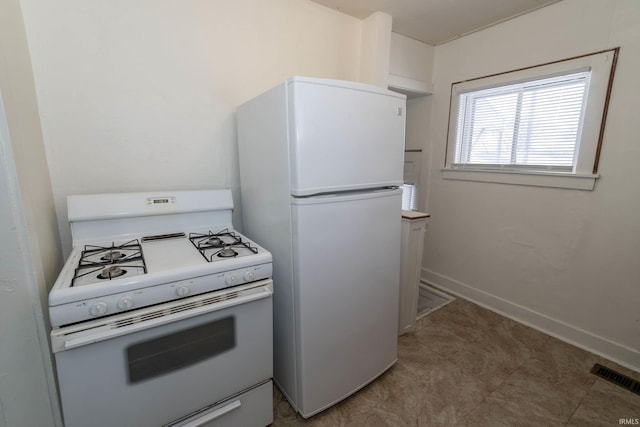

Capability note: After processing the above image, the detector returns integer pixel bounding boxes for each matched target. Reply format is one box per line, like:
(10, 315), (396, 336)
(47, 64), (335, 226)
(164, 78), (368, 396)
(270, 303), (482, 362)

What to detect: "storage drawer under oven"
(52, 280), (273, 427)
(168, 380), (273, 427)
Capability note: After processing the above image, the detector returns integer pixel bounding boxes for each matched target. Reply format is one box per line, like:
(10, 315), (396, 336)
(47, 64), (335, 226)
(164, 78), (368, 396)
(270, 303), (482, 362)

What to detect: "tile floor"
(272, 297), (640, 426)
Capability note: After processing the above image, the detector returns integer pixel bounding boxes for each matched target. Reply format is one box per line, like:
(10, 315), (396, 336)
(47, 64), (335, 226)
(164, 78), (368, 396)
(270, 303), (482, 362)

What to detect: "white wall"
(0, 0), (63, 424)
(423, 0), (640, 370)
(0, 124), (59, 427)
(389, 32), (434, 211)
(359, 11), (392, 87)
(4, 1), (363, 424)
(389, 32), (434, 86)
(405, 96), (432, 211)
(19, 0), (363, 255)
(389, 32), (434, 156)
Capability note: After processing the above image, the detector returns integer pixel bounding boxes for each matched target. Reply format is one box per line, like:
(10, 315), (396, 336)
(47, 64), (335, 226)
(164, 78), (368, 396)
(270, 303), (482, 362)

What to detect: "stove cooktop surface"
(69, 228), (264, 288)
(49, 227), (272, 327)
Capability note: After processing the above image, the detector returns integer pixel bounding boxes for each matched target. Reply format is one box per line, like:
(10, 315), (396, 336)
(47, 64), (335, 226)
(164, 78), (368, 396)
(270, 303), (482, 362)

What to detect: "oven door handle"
(55, 286), (272, 352)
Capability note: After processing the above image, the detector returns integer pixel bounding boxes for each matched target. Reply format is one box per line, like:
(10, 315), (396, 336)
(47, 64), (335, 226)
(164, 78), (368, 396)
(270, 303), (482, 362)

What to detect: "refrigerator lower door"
(291, 188), (402, 417)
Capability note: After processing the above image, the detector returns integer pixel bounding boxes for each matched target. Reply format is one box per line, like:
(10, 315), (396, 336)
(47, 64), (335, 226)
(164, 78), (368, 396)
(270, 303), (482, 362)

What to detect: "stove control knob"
(89, 301), (108, 317)
(176, 285), (190, 297)
(117, 296), (135, 310)
(243, 270), (255, 282)
(225, 274), (238, 286)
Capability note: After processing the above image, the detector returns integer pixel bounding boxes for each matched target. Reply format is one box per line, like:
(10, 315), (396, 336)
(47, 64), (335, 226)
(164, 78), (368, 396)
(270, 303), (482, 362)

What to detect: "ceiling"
(310, 0), (561, 45)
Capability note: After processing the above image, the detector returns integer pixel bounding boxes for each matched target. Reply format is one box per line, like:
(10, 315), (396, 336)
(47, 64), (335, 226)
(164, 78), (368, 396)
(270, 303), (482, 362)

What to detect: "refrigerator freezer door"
(291, 188), (402, 417)
(288, 79), (406, 196)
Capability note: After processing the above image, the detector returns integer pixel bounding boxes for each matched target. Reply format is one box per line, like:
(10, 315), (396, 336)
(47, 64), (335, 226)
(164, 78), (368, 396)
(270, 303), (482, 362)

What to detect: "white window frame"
(443, 48), (619, 191)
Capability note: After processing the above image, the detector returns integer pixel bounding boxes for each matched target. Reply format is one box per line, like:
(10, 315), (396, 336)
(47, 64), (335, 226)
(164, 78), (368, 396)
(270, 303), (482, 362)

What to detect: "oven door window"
(127, 316), (235, 383)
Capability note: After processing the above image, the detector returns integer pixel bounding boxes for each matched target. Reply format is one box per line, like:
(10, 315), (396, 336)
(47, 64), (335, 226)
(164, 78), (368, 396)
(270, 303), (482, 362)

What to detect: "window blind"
(454, 71), (590, 172)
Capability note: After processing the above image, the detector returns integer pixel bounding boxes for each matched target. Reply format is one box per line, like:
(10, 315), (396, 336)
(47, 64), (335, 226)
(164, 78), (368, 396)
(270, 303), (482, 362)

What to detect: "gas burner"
(207, 237), (224, 247)
(101, 251), (126, 262)
(217, 248), (238, 258)
(97, 266), (127, 280)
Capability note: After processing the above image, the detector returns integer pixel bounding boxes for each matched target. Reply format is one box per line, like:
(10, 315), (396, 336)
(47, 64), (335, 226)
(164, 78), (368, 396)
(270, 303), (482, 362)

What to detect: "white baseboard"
(422, 268), (640, 373)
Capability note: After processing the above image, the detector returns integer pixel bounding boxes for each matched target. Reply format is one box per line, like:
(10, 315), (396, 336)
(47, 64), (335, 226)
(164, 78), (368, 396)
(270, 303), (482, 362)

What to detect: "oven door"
(51, 280), (273, 427)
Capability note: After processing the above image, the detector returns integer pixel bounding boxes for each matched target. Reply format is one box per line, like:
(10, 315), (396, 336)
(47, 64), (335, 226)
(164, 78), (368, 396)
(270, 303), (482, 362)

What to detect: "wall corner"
(358, 11), (392, 88)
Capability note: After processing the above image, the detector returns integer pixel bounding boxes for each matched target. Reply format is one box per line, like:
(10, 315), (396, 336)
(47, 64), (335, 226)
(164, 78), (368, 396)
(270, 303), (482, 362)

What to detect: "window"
(455, 71), (589, 171)
(444, 48), (619, 190)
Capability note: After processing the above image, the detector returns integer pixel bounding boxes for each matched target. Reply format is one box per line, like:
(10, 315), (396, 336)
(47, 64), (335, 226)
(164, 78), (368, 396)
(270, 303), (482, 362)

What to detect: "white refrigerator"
(237, 76), (406, 418)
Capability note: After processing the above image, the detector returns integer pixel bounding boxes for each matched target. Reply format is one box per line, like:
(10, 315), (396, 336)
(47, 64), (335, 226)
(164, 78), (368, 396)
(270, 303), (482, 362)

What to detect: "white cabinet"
(398, 210), (430, 335)
(388, 32), (434, 98)
(388, 74), (433, 98)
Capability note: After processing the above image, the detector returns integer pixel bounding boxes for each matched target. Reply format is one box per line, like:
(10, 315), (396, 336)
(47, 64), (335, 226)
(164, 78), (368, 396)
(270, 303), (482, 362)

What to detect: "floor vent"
(417, 284), (454, 319)
(590, 363), (640, 396)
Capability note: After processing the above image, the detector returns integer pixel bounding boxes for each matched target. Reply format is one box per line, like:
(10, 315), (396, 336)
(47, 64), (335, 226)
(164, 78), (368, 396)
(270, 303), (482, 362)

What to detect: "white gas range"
(49, 189), (274, 427)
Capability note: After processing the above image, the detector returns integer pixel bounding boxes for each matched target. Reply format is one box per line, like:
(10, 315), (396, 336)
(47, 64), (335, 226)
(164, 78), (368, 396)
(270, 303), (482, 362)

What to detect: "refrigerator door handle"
(291, 187), (401, 204)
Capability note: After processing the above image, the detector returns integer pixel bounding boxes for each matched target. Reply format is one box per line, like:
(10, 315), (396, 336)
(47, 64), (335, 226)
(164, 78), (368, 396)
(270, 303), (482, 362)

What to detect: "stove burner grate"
(72, 239), (147, 286)
(189, 229), (258, 262)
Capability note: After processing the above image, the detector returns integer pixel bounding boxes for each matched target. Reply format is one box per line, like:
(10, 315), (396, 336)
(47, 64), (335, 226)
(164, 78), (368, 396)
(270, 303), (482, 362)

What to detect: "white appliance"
(237, 77), (406, 418)
(48, 190), (273, 427)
